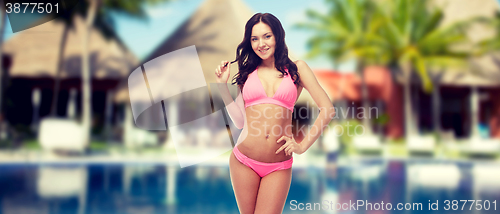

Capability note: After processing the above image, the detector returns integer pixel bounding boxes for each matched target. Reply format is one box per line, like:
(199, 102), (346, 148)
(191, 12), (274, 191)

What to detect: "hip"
(236, 137), (293, 163)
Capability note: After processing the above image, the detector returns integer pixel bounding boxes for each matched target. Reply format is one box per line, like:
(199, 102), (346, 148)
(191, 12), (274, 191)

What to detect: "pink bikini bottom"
(232, 146), (293, 177)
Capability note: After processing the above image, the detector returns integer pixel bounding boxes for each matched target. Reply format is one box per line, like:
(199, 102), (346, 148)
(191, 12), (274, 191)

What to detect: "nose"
(259, 39), (265, 48)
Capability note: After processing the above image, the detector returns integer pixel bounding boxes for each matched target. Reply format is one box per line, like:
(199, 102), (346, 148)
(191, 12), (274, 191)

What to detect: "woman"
(214, 13), (335, 214)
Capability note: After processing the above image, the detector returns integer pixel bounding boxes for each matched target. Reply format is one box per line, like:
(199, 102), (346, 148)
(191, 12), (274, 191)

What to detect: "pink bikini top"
(242, 66), (297, 112)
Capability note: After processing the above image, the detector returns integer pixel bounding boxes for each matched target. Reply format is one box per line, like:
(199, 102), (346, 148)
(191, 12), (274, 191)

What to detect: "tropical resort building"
(2, 15), (137, 141)
(316, 0), (500, 147)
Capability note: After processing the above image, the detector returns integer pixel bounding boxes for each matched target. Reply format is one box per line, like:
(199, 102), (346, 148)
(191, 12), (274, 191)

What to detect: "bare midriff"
(237, 104), (293, 163)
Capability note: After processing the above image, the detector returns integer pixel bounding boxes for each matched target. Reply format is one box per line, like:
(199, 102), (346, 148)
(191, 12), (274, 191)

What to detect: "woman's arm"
(215, 61), (245, 129)
(295, 60), (335, 152)
(217, 84), (245, 129)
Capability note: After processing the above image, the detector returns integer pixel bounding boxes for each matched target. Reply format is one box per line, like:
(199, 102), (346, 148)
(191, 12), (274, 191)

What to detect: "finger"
(275, 144), (287, 154)
(277, 136), (289, 144)
(285, 145), (292, 155)
(275, 146), (283, 154)
(288, 144), (297, 155)
(290, 145), (296, 154)
(281, 141), (293, 154)
(277, 136), (284, 144)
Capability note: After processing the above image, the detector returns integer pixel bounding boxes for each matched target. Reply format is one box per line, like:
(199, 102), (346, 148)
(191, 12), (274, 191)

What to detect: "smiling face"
(251, 22), (276, 61)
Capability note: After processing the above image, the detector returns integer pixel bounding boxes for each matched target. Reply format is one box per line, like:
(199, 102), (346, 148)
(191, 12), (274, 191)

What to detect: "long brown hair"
(231, 13), (300, 90)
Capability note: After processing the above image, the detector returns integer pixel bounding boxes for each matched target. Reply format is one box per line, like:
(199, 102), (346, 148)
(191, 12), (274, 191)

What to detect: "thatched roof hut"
(3, 15), (137, 81)
(143, 0), (253, 85)
(115, 0), (254, 103)
(2, 15), (137, 126)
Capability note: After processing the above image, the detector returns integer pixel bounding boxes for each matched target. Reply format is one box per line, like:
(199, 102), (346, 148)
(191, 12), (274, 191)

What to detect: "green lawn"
(20, 139), (110, 151)
(10, 138), (500, 161)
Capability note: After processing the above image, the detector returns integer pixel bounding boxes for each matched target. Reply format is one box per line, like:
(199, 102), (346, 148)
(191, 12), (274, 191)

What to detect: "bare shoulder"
(293, 60), (313, 87)
(293, 60), (307, 69)
(293, 60), (312, 74)
(292, 60), (332, 109)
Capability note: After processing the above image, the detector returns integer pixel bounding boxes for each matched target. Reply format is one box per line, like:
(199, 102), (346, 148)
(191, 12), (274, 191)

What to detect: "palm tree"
(50, 4), (86, 116)
(475, 12), (500, 55)
(299, 0), (476, 141)
(375, 0), (472, 138)
(297, 0), (389, 135)
(80, 0), (167, 144)
(0, 1), (6, 130)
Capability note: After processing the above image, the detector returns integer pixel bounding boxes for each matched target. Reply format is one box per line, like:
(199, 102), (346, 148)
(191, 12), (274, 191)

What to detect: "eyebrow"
(251, 32), (272, 38)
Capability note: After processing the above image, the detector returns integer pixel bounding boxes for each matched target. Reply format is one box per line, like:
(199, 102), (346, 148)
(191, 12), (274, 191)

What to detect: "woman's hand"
(276, 135), (305, 156)
(215, 60), (231, 83)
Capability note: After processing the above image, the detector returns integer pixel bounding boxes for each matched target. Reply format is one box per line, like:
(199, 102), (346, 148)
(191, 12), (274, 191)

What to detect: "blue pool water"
(0, 160), (499, 214)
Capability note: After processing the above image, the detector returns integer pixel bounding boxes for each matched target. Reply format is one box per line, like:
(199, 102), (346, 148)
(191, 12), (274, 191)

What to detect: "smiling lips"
(259, 48), (269, 54)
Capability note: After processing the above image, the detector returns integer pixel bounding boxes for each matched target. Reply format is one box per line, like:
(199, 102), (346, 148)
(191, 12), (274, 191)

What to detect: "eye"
(266, 35), (271, 39)
(251, 38), (257, 41)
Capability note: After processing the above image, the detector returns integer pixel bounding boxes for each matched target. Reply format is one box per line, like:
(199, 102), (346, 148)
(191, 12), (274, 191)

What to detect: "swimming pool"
(0, 159), (499, 213)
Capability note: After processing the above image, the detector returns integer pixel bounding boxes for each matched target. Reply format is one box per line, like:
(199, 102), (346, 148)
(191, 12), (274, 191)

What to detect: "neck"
(260, 56), (275, 69)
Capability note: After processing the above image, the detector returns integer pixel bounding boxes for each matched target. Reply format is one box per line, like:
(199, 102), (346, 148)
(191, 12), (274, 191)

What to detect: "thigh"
(229, 151), (261, 214)
(254, 168), (292, 214)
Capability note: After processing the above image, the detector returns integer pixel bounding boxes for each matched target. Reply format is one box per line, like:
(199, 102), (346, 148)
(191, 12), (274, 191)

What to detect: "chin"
(258, 53), (273, 61)
(255, 50), (274, 60)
